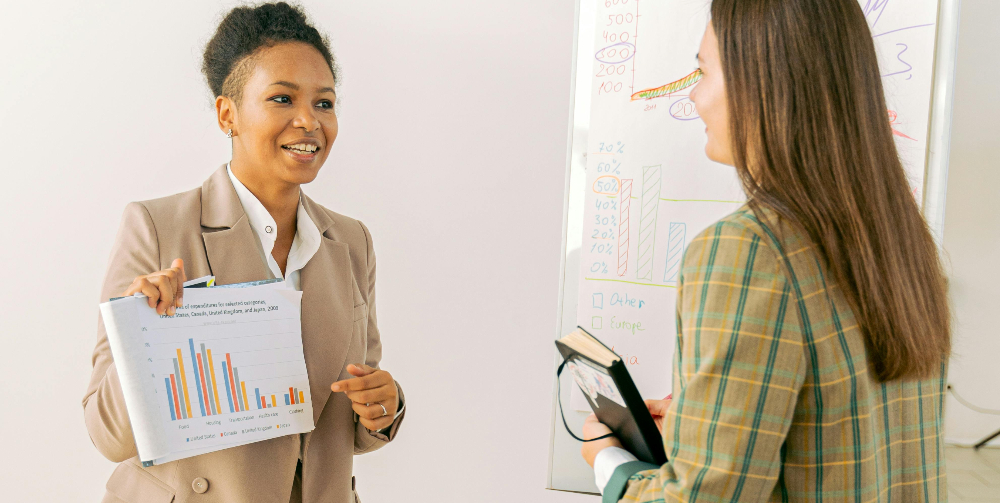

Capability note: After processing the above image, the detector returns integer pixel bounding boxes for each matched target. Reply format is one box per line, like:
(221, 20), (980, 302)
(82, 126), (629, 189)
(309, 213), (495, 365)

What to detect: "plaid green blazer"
(607, 206), (947, 503)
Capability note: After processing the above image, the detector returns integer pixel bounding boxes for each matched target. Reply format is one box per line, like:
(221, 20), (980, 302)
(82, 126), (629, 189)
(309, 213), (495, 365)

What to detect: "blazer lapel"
(200, 163), (270, 285)
(298, 193), (355, 424)
(299, 237), (355, 424)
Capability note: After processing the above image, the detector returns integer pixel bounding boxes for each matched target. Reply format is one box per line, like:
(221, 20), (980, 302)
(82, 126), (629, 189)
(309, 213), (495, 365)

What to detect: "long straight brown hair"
(710, 0), (950, 381)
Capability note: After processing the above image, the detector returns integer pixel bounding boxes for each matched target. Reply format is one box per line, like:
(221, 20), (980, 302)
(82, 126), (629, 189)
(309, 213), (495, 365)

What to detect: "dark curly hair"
(201, 1), (338, 109)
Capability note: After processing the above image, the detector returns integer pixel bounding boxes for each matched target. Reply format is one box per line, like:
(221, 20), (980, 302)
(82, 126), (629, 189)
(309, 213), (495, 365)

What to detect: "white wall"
(0, 1), (592, 501)
(941, 0), (1000, 447)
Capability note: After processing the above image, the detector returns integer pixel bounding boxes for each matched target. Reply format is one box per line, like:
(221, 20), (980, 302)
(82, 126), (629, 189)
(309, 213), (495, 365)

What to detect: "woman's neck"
(230, 160), (299, 240)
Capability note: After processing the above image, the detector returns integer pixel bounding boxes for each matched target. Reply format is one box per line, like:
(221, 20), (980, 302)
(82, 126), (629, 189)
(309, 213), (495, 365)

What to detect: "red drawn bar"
(289, 387), (296, 405)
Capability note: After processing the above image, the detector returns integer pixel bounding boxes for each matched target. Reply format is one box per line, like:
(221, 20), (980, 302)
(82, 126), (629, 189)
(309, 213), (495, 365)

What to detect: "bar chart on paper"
(100, 284), (315, 465)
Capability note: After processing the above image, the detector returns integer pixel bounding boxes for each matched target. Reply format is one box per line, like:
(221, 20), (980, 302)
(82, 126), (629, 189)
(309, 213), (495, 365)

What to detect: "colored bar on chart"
(200, 343), (217, 415)
(196, 353), (211, 416)
(188, 339), (206, 417)
(172, 356), (188, 419)
(255, 388), (261, 410)
(169, 374), (182, 421)
(221, 361), (234, 413)
(164, 378), (176, 421)
(289, 387), (296, 405)
(285, 394), (290, 405)
(241, 381), (249, 411)
(618, 178), (633, 277)
(176, 349), (193, 418)
(271, 395), (276, 408)
(233, 367), (246, 411)
(207, 348), (222, 415)
(225, 353), (239, 412)
(299, 391), (304, 404)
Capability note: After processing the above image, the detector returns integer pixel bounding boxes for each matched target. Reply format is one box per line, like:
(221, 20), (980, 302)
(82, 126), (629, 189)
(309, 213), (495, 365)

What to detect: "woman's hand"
(331, 364), (399, 431)
(580, 413), (623, 467)
(644, 394), (673, 434)
(121, 258), (187, 316)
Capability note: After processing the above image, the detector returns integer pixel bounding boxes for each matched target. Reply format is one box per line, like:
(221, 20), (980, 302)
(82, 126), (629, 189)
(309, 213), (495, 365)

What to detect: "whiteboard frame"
(546, 0), (961, 493)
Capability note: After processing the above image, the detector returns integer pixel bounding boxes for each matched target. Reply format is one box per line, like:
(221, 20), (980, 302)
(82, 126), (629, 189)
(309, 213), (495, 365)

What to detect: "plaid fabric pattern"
(617, 206), (947, 503)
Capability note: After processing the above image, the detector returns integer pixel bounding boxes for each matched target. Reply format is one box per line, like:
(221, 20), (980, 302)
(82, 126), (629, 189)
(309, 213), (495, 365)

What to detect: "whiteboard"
(547, 0), (960, 493)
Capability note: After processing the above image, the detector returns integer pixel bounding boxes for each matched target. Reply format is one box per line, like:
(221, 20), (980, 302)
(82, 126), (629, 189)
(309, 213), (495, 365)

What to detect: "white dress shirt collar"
(226, 162), (321, 289)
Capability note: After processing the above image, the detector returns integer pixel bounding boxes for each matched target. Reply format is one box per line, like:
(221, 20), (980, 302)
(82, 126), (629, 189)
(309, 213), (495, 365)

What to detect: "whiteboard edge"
(546, 0), (584, 489)
(923, 0), (962, 246)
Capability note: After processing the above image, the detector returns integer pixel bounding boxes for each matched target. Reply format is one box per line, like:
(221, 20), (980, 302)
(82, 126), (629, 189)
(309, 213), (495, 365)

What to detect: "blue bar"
(284, 394), (290, 405)
(222, 361), (234, 413)
(255, 388), (261, 410)
(164, 378), (176, 421)
(188, 339), (206, 417)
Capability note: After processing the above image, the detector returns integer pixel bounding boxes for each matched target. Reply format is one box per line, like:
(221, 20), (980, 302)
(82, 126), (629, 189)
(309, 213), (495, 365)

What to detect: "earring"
(226, 128), (233, 138)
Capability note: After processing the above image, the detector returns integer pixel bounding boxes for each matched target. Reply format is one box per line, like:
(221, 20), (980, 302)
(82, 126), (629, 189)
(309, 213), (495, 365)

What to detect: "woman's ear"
(216, 95), (236, 135)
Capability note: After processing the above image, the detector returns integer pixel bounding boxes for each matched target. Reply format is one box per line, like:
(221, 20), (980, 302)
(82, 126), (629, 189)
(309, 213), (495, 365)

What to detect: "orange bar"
(289, 387), (296, 405)
(169, 374), (182, 420)
(207, 349), (222, 414)
(225, 353), (239, 412)
(240, 381), (249, 411)
(196, 353), (211, 416)
(176, 349), (193, 418)
(271, 395), (276, 407)
(298, 391), (304, 404)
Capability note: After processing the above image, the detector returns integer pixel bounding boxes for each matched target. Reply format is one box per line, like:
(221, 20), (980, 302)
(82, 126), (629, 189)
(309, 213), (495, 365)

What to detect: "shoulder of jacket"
(130, 186), (203, 223)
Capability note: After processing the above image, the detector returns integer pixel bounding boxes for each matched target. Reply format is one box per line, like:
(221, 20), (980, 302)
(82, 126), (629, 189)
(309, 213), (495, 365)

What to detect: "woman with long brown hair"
(580, 0), (951, 501)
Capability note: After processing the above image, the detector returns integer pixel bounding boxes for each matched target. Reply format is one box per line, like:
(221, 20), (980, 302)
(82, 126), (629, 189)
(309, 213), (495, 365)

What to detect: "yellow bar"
(177, 348), (192, 417)
(271, 395), (276, 407)
(298, 391), (304, 404)
(241, 381), (249, 411)
(207, 349), (222, 414)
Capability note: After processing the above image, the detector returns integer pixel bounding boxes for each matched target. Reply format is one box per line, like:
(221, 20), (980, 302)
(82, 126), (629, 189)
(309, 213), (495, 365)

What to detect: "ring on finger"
(378, 403), (387, 417)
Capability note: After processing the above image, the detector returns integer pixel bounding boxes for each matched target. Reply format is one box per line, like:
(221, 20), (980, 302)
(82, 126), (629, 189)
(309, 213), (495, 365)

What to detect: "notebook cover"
(555, 328), (667, 465)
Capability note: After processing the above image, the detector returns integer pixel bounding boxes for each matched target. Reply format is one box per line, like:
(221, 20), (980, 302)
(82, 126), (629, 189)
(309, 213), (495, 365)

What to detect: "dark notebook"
(555, 326), (667, 465)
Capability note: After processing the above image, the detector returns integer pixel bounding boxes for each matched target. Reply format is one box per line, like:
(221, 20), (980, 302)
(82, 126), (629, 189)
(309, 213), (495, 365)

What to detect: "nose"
(292, 104), (321, 132)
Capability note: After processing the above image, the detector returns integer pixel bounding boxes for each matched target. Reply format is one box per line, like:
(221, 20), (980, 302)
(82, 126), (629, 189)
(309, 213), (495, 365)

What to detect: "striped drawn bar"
(630, 69), (703, 101)
(636, 166), (662, 280)
(663, 222), (687, 284)
(617, 179), (633, 277)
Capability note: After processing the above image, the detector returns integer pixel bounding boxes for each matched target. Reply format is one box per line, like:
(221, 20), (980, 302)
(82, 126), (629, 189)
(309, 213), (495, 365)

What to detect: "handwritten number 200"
(596, 64), (627, 77)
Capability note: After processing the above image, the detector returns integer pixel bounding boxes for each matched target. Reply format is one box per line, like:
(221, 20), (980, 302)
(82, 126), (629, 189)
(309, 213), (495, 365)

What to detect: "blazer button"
(192, 477), (210, 494)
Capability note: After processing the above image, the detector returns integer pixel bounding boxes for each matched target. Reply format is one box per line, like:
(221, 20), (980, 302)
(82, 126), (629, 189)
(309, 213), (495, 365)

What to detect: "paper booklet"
(100, 276), (315, 466)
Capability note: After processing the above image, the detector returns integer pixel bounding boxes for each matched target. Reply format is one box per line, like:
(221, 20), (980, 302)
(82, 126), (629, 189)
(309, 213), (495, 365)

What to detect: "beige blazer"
(83, 163), (405, 503)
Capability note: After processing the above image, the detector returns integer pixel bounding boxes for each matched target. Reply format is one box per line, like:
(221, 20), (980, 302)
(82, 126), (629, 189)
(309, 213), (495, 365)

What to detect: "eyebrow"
(268, 81), (336, 94)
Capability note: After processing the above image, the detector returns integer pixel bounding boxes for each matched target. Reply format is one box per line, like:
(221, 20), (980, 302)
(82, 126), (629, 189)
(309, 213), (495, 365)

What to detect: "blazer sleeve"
(82, 202), (161, 463)
(353, 220), (405, 454)
(605, 219), (807, 503)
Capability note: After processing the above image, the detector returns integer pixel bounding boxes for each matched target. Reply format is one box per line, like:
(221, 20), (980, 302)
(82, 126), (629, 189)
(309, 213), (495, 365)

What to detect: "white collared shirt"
(226, 163), (321, 289)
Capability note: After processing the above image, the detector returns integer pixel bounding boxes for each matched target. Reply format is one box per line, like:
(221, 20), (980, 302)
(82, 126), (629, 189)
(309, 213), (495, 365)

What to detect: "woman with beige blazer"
(82, 3), (404, 502)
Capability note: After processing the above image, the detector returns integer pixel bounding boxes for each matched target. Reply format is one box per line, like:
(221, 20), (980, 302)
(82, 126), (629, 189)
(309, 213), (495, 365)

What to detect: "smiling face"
(217, 41), (338, 188)
(689, 22), (734, 166)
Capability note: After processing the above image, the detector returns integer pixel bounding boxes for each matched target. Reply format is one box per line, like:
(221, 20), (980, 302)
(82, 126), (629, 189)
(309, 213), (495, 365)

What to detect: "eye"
(317, 100), (333, 109)
(270, 95), (291, 104)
